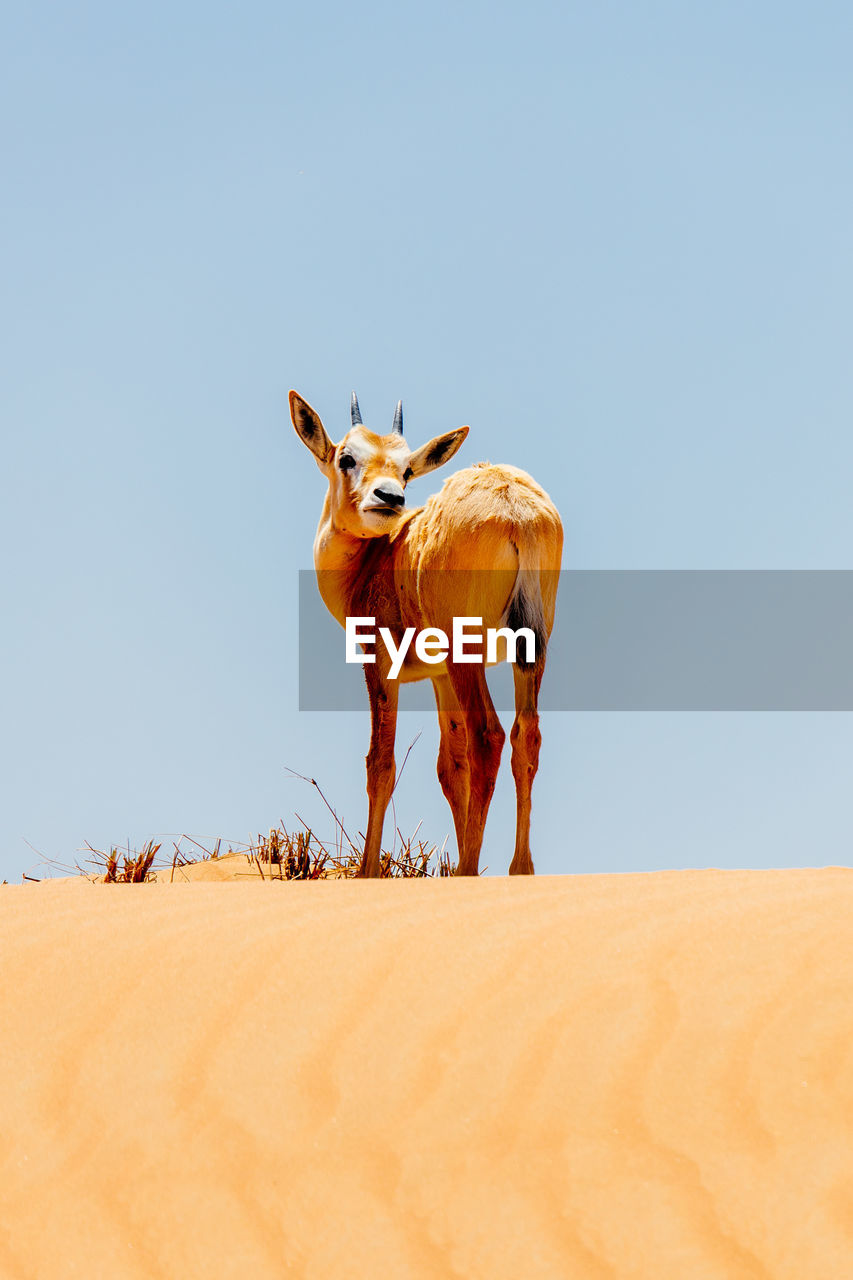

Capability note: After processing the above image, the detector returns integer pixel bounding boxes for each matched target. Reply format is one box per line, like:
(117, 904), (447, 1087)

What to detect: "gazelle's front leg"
(360, 665), (399, 877)
(446, 663), (505, 876)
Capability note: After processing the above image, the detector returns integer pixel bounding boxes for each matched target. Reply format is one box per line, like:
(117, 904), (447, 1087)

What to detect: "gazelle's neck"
(312, 496), (420, 627)
(311, 502), (357, 627)
(313, 502), (360, 570)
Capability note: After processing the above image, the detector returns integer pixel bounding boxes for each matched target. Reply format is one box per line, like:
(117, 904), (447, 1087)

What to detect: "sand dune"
(2, 869), (853, 1278)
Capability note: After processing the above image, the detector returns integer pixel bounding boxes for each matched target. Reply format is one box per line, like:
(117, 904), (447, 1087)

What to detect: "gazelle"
(290, 390), (563, 877)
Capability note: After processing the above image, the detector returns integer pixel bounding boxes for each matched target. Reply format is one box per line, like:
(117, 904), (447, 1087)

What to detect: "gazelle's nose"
(372, 483), (405, 508)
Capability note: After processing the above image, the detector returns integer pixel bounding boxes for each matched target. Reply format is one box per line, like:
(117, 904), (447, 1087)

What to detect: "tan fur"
(290, 391), (563, 877)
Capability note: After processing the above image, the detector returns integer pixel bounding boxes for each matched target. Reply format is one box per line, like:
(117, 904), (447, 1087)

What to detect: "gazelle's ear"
(407, 426), (469, 479)
(289, 391), (334, 466)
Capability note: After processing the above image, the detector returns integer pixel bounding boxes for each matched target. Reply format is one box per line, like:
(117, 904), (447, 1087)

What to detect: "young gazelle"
(290, 390), (563, 877)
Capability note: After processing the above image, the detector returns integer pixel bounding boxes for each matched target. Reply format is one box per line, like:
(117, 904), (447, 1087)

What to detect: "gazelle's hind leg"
(445, 664), (505, 876)
(509, 664), (543, 875)
(432, 676), (470, 869)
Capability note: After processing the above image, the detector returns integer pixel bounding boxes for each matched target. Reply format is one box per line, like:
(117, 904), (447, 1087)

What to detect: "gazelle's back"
(399, 463), (561, 568)
(390, 462), (563, 637)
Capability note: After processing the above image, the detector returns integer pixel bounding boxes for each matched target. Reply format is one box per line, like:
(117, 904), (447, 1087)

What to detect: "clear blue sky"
(3, 0), (853, 880)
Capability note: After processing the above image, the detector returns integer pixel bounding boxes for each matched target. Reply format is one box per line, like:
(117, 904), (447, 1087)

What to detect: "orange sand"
(2, 869), (852, 1278)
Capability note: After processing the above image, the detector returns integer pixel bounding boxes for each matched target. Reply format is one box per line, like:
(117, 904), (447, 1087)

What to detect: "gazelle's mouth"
(364, 505), (403, 516)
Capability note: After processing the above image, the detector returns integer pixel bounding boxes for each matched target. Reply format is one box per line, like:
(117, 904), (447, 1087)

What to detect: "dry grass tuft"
(32, 762), (461, 883)
(78, 820), (456, 883)
(96, 841), (161, 883)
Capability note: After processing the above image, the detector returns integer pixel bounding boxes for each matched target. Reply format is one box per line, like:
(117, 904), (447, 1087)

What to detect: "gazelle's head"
(289, 390), (469, 539)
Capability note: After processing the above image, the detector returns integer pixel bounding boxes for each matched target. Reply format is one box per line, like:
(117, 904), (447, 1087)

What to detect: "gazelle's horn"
(351, 392), (363, 426)
(392, 400), (403, 435)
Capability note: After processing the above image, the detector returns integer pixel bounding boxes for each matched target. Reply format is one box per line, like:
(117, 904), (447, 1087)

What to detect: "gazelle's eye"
(339, 454), (356, 471)
(403, 467), (413, 482)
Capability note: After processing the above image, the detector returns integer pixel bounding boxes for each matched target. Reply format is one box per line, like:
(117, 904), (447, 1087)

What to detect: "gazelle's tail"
(504, 549), (553, 672)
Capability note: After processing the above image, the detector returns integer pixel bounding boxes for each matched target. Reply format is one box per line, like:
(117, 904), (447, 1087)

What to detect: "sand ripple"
(2, 869), (853, 1278)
